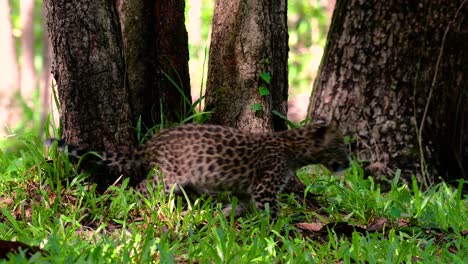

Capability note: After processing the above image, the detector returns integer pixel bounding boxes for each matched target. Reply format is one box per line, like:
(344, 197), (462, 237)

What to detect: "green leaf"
(258, 86), (270, 96)
(251, 103), (263, 111)
(344, 135), (352, 144)
(390, 207), (403, 218)
(260, 72), (271, 84)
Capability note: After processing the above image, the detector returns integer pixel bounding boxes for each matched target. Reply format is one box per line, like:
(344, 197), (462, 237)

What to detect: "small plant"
(162, 70), (213, 125)
(251, 60), (272, 113)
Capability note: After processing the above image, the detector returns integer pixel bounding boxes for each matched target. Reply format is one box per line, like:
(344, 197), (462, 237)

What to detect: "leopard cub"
(49, 122), (349, 220)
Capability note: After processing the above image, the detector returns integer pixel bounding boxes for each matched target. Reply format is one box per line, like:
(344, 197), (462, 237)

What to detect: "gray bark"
(309, 0), (468, 183)
(154, 0), (192, 124)
(118, 0), (191, 130)
(45, 0), (134, 151)
(205, 0), (288, 132)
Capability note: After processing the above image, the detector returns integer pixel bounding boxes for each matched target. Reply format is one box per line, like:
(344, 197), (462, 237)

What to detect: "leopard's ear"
(307, 117), (329, 138)
(314, 117), (327, 126)
(312, 117), (338, 128)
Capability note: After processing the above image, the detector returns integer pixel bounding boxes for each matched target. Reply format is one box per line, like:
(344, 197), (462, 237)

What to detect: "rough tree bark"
(45, 0), (134, 151)
(45, 0), (192, 152)
(154, 0), (192, 124)
(205, 0), (288, 132)
(308, 0), (468, 183)
(118, 0), (160, 131)
(118, 0), (191, 130)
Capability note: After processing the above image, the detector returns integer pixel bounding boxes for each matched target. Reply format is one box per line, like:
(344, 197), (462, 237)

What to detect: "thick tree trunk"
(0, 1), (19, 134)
(118, 0), (191, 130)
(45, 0), (134, 151)
(205, 0), (288, 132)
(154, 0), (192, 124)
(308, 0), (468, 183)
(118, 0), (160, 131)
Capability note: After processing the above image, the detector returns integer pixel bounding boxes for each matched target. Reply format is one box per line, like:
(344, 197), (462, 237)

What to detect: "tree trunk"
(118, 0), (191, 130)
(0, 0), (19, 134)
(118, 0), (160, 131)
(20, 0), (36, 100)
(45, 0), (134, 151)
(45, 0), (192, 148)
(205, 0), (288, 132)
(308, 0), (468, 183)
(154, 0), (192, 124)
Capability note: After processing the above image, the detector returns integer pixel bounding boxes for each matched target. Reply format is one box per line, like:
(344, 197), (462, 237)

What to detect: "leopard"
(48, 122), (349, 220)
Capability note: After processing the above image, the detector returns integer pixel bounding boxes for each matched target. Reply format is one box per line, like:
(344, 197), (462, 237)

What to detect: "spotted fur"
(49, 123), (349, 219)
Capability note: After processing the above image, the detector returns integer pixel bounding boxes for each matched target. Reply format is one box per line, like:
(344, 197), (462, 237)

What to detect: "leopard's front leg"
(251, 168), (291, 220)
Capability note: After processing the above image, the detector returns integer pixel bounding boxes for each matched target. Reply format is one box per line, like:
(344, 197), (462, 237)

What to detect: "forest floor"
(0, 135), (467, 263)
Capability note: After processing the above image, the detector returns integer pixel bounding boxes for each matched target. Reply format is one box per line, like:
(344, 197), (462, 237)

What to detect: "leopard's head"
(316, 132), (350, 172)
(290, 122), (350, 172)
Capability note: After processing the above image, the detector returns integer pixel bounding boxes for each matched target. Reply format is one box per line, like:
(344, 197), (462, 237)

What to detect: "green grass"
(0, 134), (467, 263)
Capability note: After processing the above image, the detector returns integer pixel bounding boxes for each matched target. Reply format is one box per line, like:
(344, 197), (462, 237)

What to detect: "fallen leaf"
(367, 218), (389, 232)
(0, 197), (14, 207)
(296, 222), (322, 232)
(448, 245), (458, 254)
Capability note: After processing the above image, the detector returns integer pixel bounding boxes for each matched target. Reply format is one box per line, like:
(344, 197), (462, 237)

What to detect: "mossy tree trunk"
(45, 0), (191, 151)
(205, 0), (288, 132)
(308, 0), (468, 183)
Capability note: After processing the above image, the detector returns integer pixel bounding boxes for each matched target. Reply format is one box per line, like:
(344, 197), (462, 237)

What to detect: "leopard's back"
(141, 124), (268, 193)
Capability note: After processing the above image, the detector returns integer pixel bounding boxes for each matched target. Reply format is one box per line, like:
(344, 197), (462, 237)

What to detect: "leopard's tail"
(45, 138), (143, 173)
